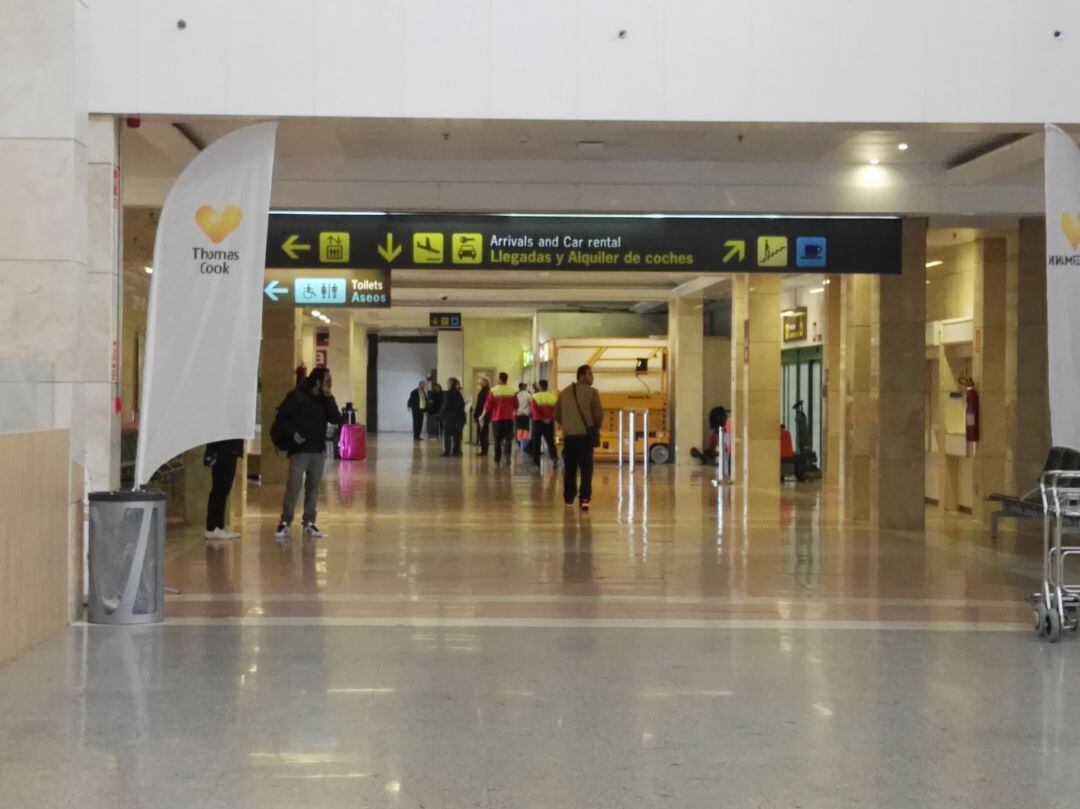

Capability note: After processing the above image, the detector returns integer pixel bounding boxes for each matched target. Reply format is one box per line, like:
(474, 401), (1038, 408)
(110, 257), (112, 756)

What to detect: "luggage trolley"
(1032, 470), (1080, 641)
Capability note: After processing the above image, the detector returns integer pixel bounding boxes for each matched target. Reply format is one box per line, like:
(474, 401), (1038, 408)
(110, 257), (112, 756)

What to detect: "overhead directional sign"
(262, 269), (390, 309)
(265, 213), (903, 274)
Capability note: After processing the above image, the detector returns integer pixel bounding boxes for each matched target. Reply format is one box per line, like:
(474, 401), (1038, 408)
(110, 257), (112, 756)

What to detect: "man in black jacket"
(274, 367), (342, 540)
(406, 380), (428, 441)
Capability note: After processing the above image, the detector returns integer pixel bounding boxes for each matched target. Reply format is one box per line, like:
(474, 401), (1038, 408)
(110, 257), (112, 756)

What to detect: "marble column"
(844, 219), (927, 528)
(260, 309), (302, 485)
(84, 115), (122, 493)
(1013, 219), (1051, 490)
(668, 297), (705, 466)
(0, 0), (89, 632)
(973, 237), (1008, 523)
(438, 329), (465, 387)
(350, 323), (369, 423)
(730, 275), (749, 481)
(823, 276), (843, 486)
(734, 275), (781, 489)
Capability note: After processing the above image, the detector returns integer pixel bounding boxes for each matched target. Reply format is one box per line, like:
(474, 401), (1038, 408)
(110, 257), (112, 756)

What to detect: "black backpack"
(270, 393), (295, 452)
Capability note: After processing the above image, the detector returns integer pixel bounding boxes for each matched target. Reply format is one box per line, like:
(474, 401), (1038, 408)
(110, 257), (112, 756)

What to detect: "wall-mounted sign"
(262, 268), (390, 309)
(429, 312), (462, 329)
(782, 307), (808, 342)
(522, 348), (535, 368)
(266, 213), (902, 274)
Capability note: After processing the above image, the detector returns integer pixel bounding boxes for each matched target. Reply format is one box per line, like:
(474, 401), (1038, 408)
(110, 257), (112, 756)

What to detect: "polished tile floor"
(2, 434), (1074, 808)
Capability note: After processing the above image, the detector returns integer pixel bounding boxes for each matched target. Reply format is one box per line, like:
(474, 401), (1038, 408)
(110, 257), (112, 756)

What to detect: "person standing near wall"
(273, 367), (342, 540)
(483, 372), (518, 466)
(439, 377), (467, 457)
(406, 380), (428, 442)
(427, 382), (444, 439)
(554, 365), (603, 511)
(203, 439), (243, 541)
(529, 379), (558, 468)
(474, 377), (492, 456)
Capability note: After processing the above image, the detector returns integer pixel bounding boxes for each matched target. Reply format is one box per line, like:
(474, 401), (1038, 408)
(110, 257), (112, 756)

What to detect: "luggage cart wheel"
(1035, 603), (1049, 637)
(1045, 608), (1062, 643)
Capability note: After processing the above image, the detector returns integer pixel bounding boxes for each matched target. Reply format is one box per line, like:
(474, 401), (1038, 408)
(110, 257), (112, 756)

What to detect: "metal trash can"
(88, 491), (165, 624)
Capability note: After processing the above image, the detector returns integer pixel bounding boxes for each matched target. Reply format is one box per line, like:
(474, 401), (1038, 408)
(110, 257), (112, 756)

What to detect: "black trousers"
(562, 435), (595, 503)
(206, 453), (238, 531)
(529, 421), (558, 463)
(476, 418), (490, 454)
(493, 420), (515, 463)
(411, 409), (425, 439)
(443, 423), (463, 455)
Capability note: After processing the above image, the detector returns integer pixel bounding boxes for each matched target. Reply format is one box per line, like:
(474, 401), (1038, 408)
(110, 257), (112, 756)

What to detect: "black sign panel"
(429, 312), (462, 329)
(266, 213), (902, 274)
(263, 268), (390, 309)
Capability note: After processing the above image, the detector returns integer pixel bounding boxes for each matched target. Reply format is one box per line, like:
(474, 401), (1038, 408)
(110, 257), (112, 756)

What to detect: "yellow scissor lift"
(539, 338), (672, 464)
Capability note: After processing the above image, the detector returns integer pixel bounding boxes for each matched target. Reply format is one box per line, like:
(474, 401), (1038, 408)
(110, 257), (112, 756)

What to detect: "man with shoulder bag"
(553, 364), (603, 511)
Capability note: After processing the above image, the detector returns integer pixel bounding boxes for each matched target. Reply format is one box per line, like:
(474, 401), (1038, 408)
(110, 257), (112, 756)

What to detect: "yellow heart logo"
(195, 204), (243, 244)
(1061, 211), (1080, 251)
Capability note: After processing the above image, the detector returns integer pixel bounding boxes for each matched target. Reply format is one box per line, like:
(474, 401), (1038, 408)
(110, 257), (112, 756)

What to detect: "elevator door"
(781, 346), (823, 468)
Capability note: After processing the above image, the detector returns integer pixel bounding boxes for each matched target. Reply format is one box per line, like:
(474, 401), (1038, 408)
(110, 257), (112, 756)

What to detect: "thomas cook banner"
(1045, 124), (1080, 451)
(135, 123), (277, 485)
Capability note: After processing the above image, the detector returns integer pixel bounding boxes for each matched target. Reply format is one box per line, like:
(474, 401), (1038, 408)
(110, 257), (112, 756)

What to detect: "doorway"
(781, 346), (823, 467)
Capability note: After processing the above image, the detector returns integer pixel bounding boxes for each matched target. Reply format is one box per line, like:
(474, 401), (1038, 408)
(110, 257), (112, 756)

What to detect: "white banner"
(1045, 123), (1080, 451)
(135, 123), (277, 485)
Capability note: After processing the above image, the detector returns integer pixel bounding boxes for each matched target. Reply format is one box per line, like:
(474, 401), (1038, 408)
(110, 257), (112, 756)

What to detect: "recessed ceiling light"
(144, 266), (153, 274)
(311, 310), (321, 317)
(869, 158), (880, 166)
(925, 260), (943, 268)
(808, 287), (825, 295)
(897, 143), (909, 151)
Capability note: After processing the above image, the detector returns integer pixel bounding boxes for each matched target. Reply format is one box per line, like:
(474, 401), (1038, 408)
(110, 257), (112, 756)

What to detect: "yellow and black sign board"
(263, 268), (390, 309)
(429, 312), (462, 330)
(265, 213), (902, 274)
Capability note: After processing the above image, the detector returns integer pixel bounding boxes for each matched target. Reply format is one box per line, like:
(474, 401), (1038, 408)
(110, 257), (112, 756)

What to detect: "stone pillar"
(736, 276), (781, 489)
(84, 116), (123, 494)
(1013, 218), (1051, 490)
(844, 219), (927, 528)
(973, 238), (1008, 522)
(730, 276), (749, 481)
(260, 309), (302, 485)
(437, 329), (464, 386)
(843, 273), (875, 521)
(823, 276), (843, 486)
(877, 219), (927, 530)
(668, 297), (704, 466)
(350, 323), (369, 423)
(327, 319), (355, 406)
(0, 0), (88, 630)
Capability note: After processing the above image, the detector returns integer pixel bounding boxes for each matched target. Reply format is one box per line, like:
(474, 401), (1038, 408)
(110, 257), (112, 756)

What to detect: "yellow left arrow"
(282, 234), (311, 260)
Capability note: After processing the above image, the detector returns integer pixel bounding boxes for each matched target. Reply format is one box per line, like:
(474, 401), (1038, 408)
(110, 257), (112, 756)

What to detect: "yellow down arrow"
(377, 232), (402, 263)
(282, 234), (311, 260)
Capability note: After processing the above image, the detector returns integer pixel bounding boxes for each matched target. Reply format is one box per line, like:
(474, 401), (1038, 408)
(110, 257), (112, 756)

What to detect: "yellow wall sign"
(757, 236), (788, 268)
(413, 233), (444, 263)
(452, 233), (483, 264)
(319, 231), (350, 263)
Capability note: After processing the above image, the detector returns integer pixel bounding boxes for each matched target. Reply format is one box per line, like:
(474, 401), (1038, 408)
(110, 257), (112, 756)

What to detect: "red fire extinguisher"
(960, 376), (979, 442)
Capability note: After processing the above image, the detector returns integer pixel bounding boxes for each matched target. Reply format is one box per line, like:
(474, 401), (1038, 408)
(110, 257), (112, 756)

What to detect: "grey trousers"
(280, 451), (326, 524)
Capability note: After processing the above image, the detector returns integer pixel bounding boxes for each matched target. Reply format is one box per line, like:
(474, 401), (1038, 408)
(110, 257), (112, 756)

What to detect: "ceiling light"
(869, 158), (880, 166)
(897, 143), (909, 151)
(925, 260), (943, 268)
(311, 310), (321, 317)
(808, 287), (825, 294)
(144, 266), (153, 274)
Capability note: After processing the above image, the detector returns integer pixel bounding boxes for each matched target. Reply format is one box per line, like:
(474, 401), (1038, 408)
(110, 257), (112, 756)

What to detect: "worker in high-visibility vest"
(528, 379), (559, 468)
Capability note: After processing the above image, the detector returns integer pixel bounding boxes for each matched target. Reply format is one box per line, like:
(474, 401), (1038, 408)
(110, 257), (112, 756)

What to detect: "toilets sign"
(267, 213), (902, 274)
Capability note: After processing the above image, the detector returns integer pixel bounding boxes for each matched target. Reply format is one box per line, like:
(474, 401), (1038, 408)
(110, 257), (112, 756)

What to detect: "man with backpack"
(271, 367), (342, 539)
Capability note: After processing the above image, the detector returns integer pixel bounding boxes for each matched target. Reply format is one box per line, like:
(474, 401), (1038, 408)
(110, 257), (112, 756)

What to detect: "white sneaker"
(204, 527), (239, 541)
(302, 522), (325, 539)
(274, 522), (290, 539)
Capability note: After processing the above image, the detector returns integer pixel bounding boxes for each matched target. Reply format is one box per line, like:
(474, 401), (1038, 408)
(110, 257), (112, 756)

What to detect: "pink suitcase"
(338, 424), (366, 460)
